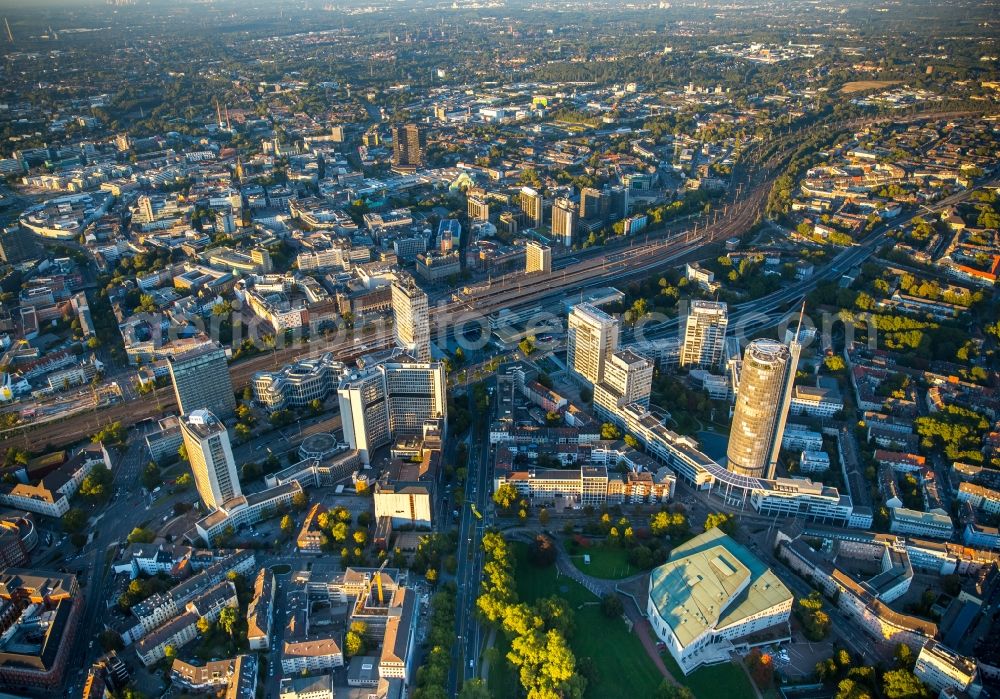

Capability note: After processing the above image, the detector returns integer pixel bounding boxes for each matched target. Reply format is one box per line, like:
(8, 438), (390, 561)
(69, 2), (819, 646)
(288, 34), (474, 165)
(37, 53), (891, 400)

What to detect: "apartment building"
(680, 301), (728, 369)
(567, 303), (620, 386)
(390, 276), (431, 361)
(247, 569), (275, 651)
(594, 349), (654, 424)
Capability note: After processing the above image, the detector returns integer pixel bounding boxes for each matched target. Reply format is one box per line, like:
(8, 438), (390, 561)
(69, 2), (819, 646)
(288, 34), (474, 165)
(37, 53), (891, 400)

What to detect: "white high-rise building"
(520, 187), (544, 229)
(338, 361), (446, 465)
(594, 349), (654, 423)
(391, 276), (431, 361)
(567, 303), (620, 386)
(180, 410), (241, 510)
(681, 301), (728, 369)
(525, 240), (552, 274)
(551, 197), (577, 247)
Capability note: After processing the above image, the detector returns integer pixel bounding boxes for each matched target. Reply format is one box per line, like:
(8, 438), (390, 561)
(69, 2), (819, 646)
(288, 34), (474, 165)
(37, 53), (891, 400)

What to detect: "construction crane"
(373, 559), (389, 605)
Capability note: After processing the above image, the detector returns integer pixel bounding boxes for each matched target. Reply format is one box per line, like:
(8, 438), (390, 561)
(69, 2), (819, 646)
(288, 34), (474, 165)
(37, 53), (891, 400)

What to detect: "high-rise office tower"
(607, 185), (629, 221)
(519, 187), (544, 229)
(467, 188), (490, 222)
(579, 187), (609, 222)
(391, 123), (426, 170)
(594, 349), (654, 422)
(338, 361), (447, 465)
(391, 276), (431, 361)
(168, 343), (236, 419)
(180, 409), (241, 510)
(525, 240), (552, 274)
(726, 336), (801, 479)
(551, 197), (577, 247)
(567, 303), (620, 386)
(681, 301), (729, 369)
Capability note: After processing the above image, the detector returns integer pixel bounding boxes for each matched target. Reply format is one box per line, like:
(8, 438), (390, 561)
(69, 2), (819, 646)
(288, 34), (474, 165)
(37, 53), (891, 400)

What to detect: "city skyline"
(0, 1), (996, 698)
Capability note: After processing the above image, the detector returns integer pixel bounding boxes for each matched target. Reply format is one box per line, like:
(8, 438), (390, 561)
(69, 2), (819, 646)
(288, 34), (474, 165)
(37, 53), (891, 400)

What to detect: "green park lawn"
(488, 543), (663, 699)
(660, 649), (757, 699)
(567, 542), (639, 580)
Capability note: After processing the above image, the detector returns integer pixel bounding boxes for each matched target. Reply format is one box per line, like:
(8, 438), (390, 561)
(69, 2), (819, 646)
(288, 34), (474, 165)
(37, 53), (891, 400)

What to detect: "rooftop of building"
(181, 409), (227, 439)
(648, 527), (791, 649)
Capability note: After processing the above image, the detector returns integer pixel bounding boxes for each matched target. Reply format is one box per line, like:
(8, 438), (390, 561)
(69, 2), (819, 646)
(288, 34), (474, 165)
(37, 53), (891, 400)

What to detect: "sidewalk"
(550, 537), (681, 688)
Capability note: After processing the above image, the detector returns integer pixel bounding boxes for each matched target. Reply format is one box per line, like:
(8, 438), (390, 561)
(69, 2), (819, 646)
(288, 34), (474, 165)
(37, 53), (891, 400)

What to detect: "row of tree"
(476, 532), (586, 699)
(411, 583), (458, 699)
(815, 646), (932, 699)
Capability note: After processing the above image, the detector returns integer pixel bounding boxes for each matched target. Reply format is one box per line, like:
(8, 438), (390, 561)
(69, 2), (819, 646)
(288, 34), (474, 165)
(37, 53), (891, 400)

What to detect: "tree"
(62, 508), (87, 533)
(703, 512), (735, 534)
(824, 355), (846, 373)
(91, 421), (126, 445)
(425, 568), (438, 585)
(80, 464), (113, 498)
(894, 643), (915, 670)
(835, 678), (873, 699)
(747, 648), (774, 688)
(882, 668), (930, 699)
(493, 483), (518, 510)
(218, 606), (239, 636)
(141, 461), (162, 490)
(163, 645), (177, 659)
(280, 514), (294, 536)
(175, 473), (193, 487)
(539, 508), (550, 527)
(655, 682), (695, 699)
(519, 336), (536, 355)
(797, 591), (831, 641)
(331, 522), (349, 542)
(345, 630), (365, 656)
(528, 535), (557, 567)
(127, 527), (155, 544)
(600, 594), (624, 619)
(98, 629), (123, 653)
(458, 679), (491, 699)
(600, 422), (621, 440)
(292, 491), (308, 511)
(623, 434), (640, 449)
(650, 511), (688, 539)
(196, 616), (213, 634)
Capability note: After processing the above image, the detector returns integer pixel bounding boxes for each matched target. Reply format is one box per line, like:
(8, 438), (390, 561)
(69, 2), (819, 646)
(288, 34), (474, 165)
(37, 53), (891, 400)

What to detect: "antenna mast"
(793, 300), (806, 345)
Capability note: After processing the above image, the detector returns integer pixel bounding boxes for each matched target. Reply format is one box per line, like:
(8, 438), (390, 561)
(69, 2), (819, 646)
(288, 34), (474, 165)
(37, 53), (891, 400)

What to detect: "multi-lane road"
(448, 382), (495, 696)
(631, 175), (1000, 345)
